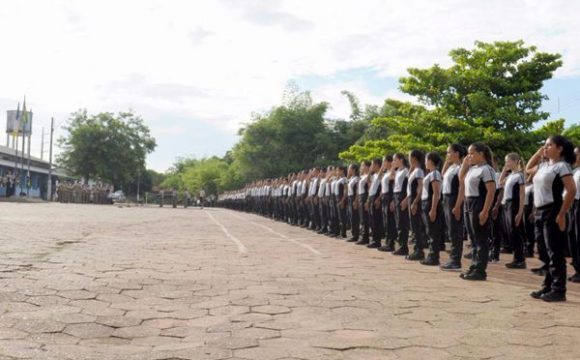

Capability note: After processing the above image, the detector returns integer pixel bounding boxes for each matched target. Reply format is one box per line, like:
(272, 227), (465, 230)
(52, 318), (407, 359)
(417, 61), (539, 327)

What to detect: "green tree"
(341, 41), (563, 162)
(230, 88), (331, 180)
(58, 110), (156, 189)
(563, 124), (580, 146)
(400, 40), (562, 131)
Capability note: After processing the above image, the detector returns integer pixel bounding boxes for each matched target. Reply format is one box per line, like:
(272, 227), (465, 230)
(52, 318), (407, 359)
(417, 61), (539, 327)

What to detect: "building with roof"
(0, 144), (67, 200)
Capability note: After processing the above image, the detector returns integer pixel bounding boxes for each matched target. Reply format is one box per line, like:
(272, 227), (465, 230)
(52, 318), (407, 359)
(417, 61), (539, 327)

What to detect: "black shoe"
(500, 248), (513, 254)
(440, 261), (462, 271)
(393, 248), (409, 256)
(355, 240), (369, 245)
(317, 229), (328, 234)
(460, 271), (486, 281)
(530, 288), (551, 299)
(346, 238), (358, 243)
(367, 243), (380, 249)
(505, 261), (526, 269)
(377, 245), (394, 252)
(569, 273), (580, 283)
(463, 253), (473, 260)
(406, 251), (425, 261)
(541, 291), (566, 302)
(420, 258), (440, 266)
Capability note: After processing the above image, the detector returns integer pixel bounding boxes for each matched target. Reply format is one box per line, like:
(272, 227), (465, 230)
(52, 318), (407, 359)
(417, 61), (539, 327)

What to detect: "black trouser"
(464, 197), (490, 274)
(329, 196), (339, 235)
(349, 196), (360, 240)
(337, 199), (347, 237)
(490, 205), (505, 258)
(312, 198), (321, 230)
(422, 200), (445, 261)
(523, 204), (535, 255)
(410, 199), (427, 253)
(503, 200), (526, 263)
(535, 204), (567, 293)
(382, 194), (397, 248)
(569, 200), (580, 274)
(369, 195), (384, 245)
(359, 194), (370, 241)
(393, 192), (409, 250)
(443, 195), (463, 263)
(319, 197), (329, 231)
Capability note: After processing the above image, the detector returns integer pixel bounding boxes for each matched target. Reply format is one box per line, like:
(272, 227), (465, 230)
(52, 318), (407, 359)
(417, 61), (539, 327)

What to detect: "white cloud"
(0, 0), (578, 170)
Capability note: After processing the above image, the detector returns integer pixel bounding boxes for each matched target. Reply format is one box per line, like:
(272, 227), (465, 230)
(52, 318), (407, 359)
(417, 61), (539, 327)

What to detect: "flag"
(20, 97), (28, 133)
(12, 102), (20, 138)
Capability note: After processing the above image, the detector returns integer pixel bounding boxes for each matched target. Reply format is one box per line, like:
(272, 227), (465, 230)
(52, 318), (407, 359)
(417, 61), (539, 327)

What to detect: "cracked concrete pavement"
(0, 203), (578, 359)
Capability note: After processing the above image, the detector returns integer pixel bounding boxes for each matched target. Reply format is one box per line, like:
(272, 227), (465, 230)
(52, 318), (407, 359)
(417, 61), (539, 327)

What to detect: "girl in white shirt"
(526, 135), (577, 302)
(392, 154), (410, 256)
(406, 150), (428, 261)
(498, 153), (527, 269)
(442, 143), (467, 270)
(569, 146), (580, 283)
(456, 143), (496, 281)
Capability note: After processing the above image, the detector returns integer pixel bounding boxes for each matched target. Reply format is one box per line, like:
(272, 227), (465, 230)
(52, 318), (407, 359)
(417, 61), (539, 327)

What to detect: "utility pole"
(47, 117), (54, 201)
(26, 114), (32, 197)
(40, 127), (44, 160)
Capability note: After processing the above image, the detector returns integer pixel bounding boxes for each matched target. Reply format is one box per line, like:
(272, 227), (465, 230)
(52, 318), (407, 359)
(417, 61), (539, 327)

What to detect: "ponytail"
(449, 143), (467, 158)
(410, 149), (426, 171)
(549, 135), (575, 165)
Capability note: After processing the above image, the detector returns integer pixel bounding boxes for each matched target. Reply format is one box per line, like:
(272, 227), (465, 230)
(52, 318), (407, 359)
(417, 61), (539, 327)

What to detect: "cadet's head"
(409, 150), (425, 169)
(468, 142), (493, 166)
(545, 135), (575, 165)
(382, 155), (393, 170)
(447, 143), (467, 163)
(393, 153), (409, 169)
(426, 152), (442, 171)
(337, 165), (347, 176)
(348, 163), (359, 177)
(505, 153), (524, 172)
(371, 158), (382, 172)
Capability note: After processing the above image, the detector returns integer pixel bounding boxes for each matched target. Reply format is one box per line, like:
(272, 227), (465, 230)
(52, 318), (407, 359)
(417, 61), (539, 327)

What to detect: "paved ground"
(0, 203), (579, 360)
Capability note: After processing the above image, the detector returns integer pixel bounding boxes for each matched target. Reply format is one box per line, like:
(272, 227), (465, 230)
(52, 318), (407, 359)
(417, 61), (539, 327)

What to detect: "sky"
(0, 0), (579, 172)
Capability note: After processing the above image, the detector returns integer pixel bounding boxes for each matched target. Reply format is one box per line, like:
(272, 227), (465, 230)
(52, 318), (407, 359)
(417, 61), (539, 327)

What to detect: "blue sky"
(0, 0), (579, 172)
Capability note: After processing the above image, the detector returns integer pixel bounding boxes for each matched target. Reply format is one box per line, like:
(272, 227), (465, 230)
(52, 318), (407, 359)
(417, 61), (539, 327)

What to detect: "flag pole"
(19, 97), (28, 196)
(26, 110), (32, 197)
(48, 117), (54, 201)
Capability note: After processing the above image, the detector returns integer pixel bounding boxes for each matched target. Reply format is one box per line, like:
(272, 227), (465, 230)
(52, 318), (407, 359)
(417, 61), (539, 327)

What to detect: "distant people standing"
(184, 190), (191, 208)
(172, 188), (178, 208)
(199, 189), (206, 209)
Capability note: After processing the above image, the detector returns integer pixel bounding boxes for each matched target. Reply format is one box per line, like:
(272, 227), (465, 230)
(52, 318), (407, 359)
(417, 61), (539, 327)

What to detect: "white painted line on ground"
(204, 210), (248, 254)
(225, 210), (321, 256)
